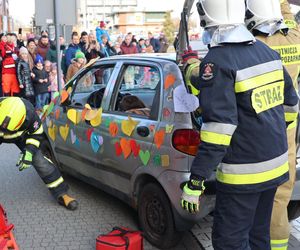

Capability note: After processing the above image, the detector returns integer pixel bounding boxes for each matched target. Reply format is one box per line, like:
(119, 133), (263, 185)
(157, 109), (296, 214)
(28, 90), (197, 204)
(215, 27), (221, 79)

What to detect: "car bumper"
(158, 170), (216, 231)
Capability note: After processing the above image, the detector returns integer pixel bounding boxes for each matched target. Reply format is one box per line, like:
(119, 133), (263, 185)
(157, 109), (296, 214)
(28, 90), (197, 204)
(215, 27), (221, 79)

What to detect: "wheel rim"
(145, 195), (167, 235)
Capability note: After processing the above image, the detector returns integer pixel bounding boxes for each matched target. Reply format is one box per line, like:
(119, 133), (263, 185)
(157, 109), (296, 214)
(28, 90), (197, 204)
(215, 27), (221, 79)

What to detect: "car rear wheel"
(138, 183), (183, 249)
(288, 200), (300, 221)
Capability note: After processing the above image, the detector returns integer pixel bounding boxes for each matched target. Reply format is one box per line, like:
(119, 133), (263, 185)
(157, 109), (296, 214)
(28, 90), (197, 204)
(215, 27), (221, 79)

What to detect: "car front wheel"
(138, 183), (183, 249)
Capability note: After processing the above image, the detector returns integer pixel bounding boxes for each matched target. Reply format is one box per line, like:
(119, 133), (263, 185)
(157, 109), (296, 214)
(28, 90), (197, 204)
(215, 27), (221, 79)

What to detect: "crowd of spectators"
(0, 21), (170, 111)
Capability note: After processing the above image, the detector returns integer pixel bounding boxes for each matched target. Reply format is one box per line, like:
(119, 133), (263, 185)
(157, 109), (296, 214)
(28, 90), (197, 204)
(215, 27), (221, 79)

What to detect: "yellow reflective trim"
(2, 131), (24, 139)
(46, 177), (64, 189)
(201, 131), (232, 146)
(284, 19), (297, 29)
(271, 238), (289, 250)
(285, 112), (298, 122)
(26, 138), (40, 148)
(216, 161), (289, 185)
(235, 70), (284, 93)
(271, 44), (300, 66)
(32, 125), (43, 135)
(287, 119), (298, 130)
(251, 81), (284, 113)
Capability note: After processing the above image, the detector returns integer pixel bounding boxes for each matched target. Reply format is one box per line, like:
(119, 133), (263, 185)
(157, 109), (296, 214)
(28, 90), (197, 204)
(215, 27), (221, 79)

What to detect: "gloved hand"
(16, 151), (33, 171)
(181, 176), (205, 213)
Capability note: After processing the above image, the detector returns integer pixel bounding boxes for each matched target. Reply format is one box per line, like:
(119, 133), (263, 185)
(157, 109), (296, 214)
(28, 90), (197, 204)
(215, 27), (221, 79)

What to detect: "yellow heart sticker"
(90, 108), (103, 127)
(67, 109), (81, 125)
(48, 125), (58, 141)
(59, 124), (70, 141)
(165, 124), (174, 134)
(161, 155), (170, 167)
(121, 116), (139, 136)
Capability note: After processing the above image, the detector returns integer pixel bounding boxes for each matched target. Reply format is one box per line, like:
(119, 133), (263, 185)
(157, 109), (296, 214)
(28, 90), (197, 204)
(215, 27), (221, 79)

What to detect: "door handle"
(137, 126), (150, 137)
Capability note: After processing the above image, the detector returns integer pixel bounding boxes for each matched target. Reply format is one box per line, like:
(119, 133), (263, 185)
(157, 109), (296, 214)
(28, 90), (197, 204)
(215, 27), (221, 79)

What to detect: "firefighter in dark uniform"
(0, 97), (78, 210)
(180, 0), (299, 249)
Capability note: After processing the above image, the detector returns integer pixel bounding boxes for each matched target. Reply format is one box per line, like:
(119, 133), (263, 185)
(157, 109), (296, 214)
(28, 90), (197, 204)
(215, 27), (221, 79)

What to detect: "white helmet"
(245, 0), (284, 31)
(197, 0), (246, 28)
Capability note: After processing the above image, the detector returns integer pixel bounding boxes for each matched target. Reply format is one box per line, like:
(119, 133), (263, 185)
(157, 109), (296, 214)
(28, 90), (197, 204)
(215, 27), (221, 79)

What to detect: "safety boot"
(57, 194), (78, 211)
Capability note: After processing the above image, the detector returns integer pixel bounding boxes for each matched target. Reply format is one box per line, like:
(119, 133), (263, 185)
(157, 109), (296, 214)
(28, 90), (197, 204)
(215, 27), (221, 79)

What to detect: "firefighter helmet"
(245, 0), (284, 31)
(0, 97), (26, 132)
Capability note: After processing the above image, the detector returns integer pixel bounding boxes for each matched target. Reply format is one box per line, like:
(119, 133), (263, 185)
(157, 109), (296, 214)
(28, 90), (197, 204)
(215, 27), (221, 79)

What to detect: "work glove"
(181, 176), (205, 213)
(16, 151), (33, 171)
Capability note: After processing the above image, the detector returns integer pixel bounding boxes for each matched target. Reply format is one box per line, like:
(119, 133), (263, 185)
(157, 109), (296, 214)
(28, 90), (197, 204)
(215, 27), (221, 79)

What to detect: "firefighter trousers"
(16, 142), (69, 199)
(212, 187), (277, 250)
(270, 127), (297, 250)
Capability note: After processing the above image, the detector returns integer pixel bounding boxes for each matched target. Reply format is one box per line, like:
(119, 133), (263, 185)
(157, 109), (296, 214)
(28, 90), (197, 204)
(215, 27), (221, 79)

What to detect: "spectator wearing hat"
(65, 50), (86, 82)
(32, 54), (50, 110)
(17, 47), (35, 104)
(96, 21), (111, 44)
(26, 38), (37, 70)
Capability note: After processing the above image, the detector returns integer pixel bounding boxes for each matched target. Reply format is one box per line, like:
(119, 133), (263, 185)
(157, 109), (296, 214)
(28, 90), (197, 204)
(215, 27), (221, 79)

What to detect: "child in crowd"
(32, 54), (50, 110)
(48, 63), (64, 100)
(17, 47), (35, 104)
(65, 50), (86, 82)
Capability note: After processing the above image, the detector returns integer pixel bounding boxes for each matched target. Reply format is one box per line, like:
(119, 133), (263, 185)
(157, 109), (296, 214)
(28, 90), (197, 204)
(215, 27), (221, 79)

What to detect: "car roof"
(99, 53), (177, 63)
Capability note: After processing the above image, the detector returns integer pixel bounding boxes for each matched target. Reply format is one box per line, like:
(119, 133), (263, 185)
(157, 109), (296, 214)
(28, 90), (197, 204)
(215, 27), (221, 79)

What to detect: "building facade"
(0, 0), (11, 33)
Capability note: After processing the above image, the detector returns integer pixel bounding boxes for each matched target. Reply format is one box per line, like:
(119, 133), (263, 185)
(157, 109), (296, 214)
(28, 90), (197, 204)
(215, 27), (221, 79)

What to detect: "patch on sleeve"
(33, 121), (39, 130)
(201, 63), (215, 81)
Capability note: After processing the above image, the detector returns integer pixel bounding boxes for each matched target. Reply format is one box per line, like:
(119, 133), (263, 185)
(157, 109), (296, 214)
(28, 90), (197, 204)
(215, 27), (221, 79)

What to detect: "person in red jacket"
(0, 33), (20, 96)
(120, 35), (138, 55)
(36, 35), (50, 60)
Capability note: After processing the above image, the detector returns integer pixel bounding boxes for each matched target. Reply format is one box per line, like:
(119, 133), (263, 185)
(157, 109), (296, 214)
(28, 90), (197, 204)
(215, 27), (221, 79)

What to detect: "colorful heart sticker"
(120, 138), (132, 159)
(109, 122), (119, 137)
(71, 129), (77, 144)
(130, 139), (140, 157)
(52, 91), (60, 100)
(163, 108), (171, 118)
(90, 108), (102, 127)
(105, 118), (111, 128)
(48, 125), (58, 141)
(86, 128), (94, 142)
(91, 132), (103, 153)
(154, 130), (165, 149)
(46, 102), (55, 116)
(67, 109), (81, 125)
(161, 155), (170, 167)
(164, 74), (176, 90)
(115, 142), (122, 156)
(59, 124), (69, 142)
(85, 109), (99, 121)
(165, 124), (174, 134)
(139, 150), (151, 166)
(153, 155), (161, 166)
(55, 109), (60, 120)
(60, 90), (69, 103)
(121, 116), (139, 136)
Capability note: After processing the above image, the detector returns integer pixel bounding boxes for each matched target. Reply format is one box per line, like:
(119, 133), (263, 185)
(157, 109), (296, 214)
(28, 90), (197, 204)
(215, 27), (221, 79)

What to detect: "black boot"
(57, 194), (78, 211)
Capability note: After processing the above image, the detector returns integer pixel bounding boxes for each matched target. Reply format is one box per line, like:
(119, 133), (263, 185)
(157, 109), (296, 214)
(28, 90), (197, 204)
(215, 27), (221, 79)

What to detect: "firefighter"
(0, 97), (78, 210)
(245, 0), (300, 249)
(180, 0), (299, 249)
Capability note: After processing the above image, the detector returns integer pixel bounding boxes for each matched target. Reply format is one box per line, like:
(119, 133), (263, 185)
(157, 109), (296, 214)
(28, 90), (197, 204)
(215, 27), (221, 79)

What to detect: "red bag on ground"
(0, 205), (14, 235)
(96, 227), (143, 250)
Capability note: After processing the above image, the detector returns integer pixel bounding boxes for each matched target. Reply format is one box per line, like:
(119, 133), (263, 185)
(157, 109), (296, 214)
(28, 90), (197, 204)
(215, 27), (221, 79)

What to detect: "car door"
(95, 60), (163, 194)
(54, 63), (118, 176)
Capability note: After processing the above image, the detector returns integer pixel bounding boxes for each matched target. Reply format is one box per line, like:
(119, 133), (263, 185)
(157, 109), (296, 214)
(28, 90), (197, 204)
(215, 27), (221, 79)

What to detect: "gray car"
(42, 54), (215, 249)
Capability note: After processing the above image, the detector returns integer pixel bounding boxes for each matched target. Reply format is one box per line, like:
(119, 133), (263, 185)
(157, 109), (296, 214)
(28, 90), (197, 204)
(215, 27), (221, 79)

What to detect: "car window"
(112, 64), (161, 120)
(74, 66), (115, 94)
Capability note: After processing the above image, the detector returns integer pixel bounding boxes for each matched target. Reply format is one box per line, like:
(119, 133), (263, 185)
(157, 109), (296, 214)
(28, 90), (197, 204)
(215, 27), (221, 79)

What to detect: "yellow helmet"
(0, 97), (26, 132)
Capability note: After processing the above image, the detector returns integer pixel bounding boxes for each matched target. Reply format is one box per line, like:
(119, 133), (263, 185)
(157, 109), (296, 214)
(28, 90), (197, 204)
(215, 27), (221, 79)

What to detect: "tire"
(138, 183), (183, 249)
(288, 200), (300, 221)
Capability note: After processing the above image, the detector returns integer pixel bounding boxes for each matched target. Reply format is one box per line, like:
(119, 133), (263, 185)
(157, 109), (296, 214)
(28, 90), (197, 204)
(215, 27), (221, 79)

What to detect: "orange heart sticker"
(81, 108), (87, 121)
(55, 109), (60, 120)
(154, 130), (165, 149)
(120, 138), (132, 159)
(164, 74), (176, 90)
(61, 90), (69, 103)
(109, 122), (119, 137)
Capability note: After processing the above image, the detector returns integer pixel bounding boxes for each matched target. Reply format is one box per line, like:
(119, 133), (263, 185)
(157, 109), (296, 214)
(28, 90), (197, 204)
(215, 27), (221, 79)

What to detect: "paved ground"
(1, 143), (300, 250)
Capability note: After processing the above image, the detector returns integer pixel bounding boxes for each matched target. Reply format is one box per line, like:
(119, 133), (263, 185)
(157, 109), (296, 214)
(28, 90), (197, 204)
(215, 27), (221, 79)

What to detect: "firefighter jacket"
(0, 98), (43, 155)
(256, 29), (300, 131)
(191, 40), (299, 193)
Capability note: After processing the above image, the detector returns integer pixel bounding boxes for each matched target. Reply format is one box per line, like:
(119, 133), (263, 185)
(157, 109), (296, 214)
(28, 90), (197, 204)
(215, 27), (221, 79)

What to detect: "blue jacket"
(65, 43), (81, 68)
(96, 27), (110, 44)
(150, 37), (161, 53)
(191, 40), (298, 193)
